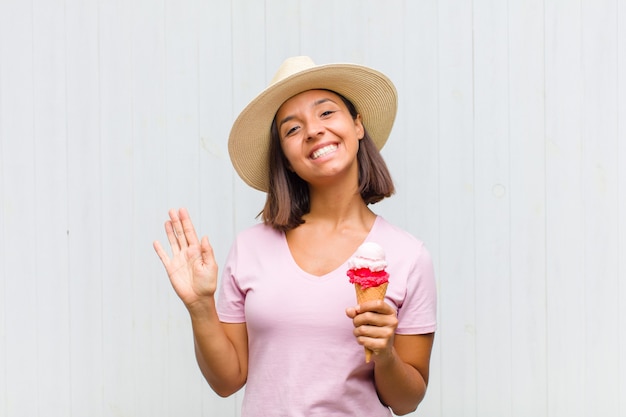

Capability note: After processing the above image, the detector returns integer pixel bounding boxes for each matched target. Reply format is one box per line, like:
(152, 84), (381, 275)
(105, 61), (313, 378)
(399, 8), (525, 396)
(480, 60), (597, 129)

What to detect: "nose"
(305, 118), (324, 141)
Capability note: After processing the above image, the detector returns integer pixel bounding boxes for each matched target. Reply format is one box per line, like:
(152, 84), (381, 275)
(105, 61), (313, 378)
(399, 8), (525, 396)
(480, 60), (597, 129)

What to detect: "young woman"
(154, 56), (437, 416)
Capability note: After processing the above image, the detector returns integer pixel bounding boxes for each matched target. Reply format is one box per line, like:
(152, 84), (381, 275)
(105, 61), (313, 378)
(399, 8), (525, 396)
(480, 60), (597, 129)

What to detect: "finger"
(354, 327), (393, 352)
(179, 208), (200, 246)
(153, 240), (170, 266)
(359, 336), (391, 360)
(345, 307), (358, 319)
(356, 299), (394, 314)
(163, 220), (181, 254)
(353, 309), (398, 329)
(164, 220), (176, 242)
(354, 323), (395, 339)
(200, 236), (215, 266)
(169, 208), (188, 248)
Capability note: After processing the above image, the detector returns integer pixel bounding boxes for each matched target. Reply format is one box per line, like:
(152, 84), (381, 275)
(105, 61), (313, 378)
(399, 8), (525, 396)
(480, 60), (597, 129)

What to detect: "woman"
(154, 56), (437, 416)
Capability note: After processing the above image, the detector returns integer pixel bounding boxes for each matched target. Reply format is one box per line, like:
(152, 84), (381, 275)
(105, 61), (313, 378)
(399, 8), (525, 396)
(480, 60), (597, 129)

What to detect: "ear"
(354, 114), (365, 140)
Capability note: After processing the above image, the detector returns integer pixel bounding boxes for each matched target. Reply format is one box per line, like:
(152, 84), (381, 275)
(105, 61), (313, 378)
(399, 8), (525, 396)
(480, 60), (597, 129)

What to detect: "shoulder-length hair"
(260, 91), (395, 232)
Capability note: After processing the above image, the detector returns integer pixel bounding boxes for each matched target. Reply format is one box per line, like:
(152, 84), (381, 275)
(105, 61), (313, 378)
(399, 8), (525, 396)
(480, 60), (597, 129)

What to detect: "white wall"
(0, 0), (624, 416)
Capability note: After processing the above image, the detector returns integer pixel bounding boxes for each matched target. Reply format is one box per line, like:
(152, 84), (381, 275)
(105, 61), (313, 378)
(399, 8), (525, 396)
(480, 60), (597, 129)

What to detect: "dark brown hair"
(260, 91), (395, 231)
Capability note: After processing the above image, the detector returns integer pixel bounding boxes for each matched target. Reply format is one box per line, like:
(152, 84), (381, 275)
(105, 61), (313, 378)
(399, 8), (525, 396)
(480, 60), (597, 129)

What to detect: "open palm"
(153, 208), (218, 307)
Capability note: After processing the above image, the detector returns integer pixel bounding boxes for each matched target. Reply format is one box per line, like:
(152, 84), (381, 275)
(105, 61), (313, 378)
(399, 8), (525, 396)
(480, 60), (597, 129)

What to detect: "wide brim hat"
(228, 56), (398, 192)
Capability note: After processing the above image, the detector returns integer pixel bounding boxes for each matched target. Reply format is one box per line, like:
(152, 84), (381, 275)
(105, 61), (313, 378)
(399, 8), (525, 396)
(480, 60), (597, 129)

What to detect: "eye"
(320, 110), (335, 118)
(284, 125), (300, 138)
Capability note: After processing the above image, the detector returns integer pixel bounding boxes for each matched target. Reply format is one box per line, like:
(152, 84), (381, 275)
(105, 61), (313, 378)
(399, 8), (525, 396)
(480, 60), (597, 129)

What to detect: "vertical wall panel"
(508, 1), (548, 416)
(98, 0), (136, 415)
(65, 0), (103, 414)
(545, 1), (585, 416)
(402, 1), (441, 414)
(163, 0), (201, 208)
(299, 2), (366, 73)
(299, 0), (336, 62)
(327, 1), (366, 63)
(581, 1), (620, 415)
(619, 3), (626, 414)
(0, 4), (4, 405)
(32, 0), (71, 414)
(473, 0), (512, 415)
(437, 1), (476, 416)
(0, 2), (38, 416)
(402, 0), (440, 253)
(265, 0), (300, 70)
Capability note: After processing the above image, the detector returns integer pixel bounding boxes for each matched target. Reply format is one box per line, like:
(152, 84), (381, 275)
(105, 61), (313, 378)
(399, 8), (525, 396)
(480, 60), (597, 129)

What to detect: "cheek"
(279, 141), (300, 168)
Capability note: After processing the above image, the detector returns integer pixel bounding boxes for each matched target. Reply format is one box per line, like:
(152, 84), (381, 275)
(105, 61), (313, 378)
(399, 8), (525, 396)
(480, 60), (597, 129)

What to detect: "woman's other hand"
(346, 300), (398, 362)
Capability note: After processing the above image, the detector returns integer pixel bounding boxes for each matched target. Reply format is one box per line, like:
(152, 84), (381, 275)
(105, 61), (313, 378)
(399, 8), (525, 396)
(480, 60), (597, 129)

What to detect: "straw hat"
(228, 56), (397, 192)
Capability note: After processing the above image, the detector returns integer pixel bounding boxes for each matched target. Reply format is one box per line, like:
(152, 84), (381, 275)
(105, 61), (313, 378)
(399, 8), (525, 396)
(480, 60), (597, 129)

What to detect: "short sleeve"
(396, 243), (437, 335)
(216, 239), (247, 323)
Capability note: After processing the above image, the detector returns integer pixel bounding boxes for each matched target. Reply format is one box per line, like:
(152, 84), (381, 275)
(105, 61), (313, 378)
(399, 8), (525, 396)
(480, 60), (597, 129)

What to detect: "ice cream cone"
(354, 282), (388, 362)
(354, 282), (388, 304)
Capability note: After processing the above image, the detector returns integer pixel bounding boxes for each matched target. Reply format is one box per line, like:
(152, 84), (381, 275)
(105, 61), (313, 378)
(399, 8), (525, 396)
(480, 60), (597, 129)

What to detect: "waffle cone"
(354, 282), (388, 304)
(354, 282), (388, 362)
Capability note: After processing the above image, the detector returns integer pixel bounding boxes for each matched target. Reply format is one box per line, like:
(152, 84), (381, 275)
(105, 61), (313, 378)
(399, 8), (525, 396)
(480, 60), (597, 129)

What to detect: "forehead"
(276, 89), (344, 116)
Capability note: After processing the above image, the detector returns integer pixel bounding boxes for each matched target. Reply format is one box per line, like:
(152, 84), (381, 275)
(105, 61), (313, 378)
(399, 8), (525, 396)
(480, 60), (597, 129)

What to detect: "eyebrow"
(277, 97), (338, 130)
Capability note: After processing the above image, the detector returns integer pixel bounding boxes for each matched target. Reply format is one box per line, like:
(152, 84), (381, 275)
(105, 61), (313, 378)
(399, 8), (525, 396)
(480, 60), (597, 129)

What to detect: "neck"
(305, 181), (373, 228)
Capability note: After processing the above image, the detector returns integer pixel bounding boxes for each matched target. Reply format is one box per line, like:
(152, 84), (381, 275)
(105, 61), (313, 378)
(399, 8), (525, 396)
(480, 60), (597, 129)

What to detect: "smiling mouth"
(310, 144), (338, 160)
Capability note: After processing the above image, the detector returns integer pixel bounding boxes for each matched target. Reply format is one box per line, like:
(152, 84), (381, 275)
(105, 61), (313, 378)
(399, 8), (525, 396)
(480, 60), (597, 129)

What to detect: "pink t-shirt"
(216, 216), (437, 417)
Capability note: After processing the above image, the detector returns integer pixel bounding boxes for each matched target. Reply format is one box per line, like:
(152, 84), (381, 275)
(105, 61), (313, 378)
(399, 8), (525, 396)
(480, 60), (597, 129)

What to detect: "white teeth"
(311, 144), (337, 159)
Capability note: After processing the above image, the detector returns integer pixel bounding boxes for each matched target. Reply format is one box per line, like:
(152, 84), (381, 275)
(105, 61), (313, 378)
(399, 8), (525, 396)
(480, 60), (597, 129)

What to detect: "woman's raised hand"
(153, 208), (218, 308)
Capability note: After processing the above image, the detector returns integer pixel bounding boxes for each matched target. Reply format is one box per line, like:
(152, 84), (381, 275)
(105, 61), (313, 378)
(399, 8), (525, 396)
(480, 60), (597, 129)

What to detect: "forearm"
(188, 299), (247, 397)
(374, 348), (427, 415)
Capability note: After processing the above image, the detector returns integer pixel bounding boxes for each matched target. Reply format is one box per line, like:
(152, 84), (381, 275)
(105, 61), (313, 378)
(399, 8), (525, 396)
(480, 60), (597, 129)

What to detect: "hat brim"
(228, 63), (398, 192)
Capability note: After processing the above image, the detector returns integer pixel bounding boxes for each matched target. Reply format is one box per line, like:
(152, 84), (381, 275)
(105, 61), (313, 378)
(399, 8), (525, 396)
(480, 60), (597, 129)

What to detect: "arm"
(189, 302), (248, 397)
(154, 208), (248, 396)
(346, 300), (435, 415)
(373, 333), (434, 415)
